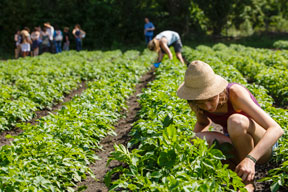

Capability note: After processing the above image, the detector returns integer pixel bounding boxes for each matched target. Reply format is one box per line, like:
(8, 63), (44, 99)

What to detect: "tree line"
(0, 0), (287, 53)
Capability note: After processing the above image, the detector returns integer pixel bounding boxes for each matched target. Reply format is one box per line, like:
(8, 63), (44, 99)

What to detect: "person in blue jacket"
(144, 18), (155, 44)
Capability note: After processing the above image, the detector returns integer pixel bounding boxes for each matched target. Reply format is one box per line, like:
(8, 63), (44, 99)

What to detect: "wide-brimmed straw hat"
(147, 39), (160, 52)
(177, 60), (228, 100)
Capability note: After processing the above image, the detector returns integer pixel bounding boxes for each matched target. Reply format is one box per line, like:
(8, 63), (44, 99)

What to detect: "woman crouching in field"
(177, 60), (283, 191)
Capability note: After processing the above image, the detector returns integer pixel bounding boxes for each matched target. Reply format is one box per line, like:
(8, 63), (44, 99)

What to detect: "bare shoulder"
(229, 84), (255, 111)
(229, 84), (250, 99)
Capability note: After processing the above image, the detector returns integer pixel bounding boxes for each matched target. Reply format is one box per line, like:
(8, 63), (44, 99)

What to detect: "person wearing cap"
(177, 60), (283, 191)
(148, 30), (185, 66)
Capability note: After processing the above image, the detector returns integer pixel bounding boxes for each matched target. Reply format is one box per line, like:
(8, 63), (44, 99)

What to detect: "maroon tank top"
(204, 83), (260, 134)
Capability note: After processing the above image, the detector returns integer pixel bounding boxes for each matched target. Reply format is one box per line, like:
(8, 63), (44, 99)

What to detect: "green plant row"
(273, 40), (288, 50)
(183, 46), (288, 191)
(213, 43), (288, 69)
(0, 50), (154, 191)
(105, 46), (288, 191)
(105, 57), (247, 191)
(188, 44), (288, 106)
(0, 50), (122, 131)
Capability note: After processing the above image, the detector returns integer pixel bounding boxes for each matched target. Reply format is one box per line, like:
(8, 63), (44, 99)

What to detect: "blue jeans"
(63, 42), (69, 51)
(76, 38), (82, 52)
(145, 35), (153, 44)
(55, 41), (62, 53)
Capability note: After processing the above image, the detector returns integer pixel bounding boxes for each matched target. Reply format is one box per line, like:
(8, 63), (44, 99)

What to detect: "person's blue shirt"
(144, 22), (155, 37)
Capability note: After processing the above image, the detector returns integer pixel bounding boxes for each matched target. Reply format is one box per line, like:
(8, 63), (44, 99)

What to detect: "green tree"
(194, 0), (235, 35)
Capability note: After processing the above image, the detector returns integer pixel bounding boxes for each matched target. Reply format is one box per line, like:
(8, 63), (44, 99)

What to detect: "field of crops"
(106, 45), (288, 191)
(0, 50), (154, 191)
(0, 45), (287, 191)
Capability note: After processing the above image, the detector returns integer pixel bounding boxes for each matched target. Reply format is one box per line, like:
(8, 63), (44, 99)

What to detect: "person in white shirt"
(20, 27), (32, 57)
(44, 22), (54, 41)
(44, 22), (54, 52)
(148, 30), (185, 66)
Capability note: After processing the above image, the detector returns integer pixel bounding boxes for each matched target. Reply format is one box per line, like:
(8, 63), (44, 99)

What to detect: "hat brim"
(177, 75), (228, 100)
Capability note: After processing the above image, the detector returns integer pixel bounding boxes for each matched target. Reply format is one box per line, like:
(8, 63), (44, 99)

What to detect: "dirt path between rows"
(76, 68), (156, 192)
(0, 81), (87, 147)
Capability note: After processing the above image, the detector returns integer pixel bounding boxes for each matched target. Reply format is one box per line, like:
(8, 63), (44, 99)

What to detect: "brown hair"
(187, 89), (228, 114)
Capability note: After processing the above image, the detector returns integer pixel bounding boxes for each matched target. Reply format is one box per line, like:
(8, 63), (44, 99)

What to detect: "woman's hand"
(235, 157), (255, 182)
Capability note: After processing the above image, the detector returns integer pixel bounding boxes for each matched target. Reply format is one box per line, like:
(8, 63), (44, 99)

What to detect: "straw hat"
(177, 60), (228, 100)
(147, 39), (160, 52)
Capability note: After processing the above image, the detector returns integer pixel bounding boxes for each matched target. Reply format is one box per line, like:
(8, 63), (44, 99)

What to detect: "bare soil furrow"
(77, 68), (155, 192)
(0, 81), (87, 146)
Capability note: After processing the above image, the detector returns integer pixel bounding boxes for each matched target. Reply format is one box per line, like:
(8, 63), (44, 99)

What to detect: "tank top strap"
(226, 83), (237, 113)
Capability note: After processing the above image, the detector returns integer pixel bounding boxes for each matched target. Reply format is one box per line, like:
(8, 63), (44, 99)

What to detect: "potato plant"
(0, 50), (122, 131)
(106, 58), (246, 191)
(0, 50), (154, 191)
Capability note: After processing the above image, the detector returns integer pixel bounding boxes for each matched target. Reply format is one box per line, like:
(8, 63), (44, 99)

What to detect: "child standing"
(72, 24), (86, 52)
(31, 27), (41, 56)
(54, 26), (63, 53)
(20, 27), (32, 57)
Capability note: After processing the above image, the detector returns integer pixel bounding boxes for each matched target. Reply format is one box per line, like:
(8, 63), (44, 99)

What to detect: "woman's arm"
(147, 26), (155, 31)
(72, 29), (76, 38)
(156, 51), (164, 63)
(194, 112), (211, 132)
(159, 38), (173, 60)
(187, 102), (211, 132)
(230, 85), (284, 182)
(230, 85), (284, 161)
(81, 30), (86, 35)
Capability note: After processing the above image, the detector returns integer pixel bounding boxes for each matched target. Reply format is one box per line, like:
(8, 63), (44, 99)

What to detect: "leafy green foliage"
(273, 40), (288, 49)
(183, 45), (288, 190)
(106, 57), (246, 191)
(1, 0), (288, 54)
(0, 50), (124, 131)
(0, 50), (154, 191)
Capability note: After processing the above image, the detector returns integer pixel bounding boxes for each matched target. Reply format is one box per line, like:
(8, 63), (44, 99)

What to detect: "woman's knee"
(227, 114), (249, 136)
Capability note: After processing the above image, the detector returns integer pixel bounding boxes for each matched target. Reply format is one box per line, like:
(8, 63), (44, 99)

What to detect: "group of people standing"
(145, 18), (284, 192)
(14, 23), (86, 58)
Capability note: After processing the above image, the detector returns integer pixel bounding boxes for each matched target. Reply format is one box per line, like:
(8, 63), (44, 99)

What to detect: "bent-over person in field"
(176, 60), (284, 192)
(148, 30), (185, 67)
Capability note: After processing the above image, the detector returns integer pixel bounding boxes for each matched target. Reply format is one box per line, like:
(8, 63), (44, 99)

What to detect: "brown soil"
(0, 81), (87, 147)
(76, 68), (156, 192)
